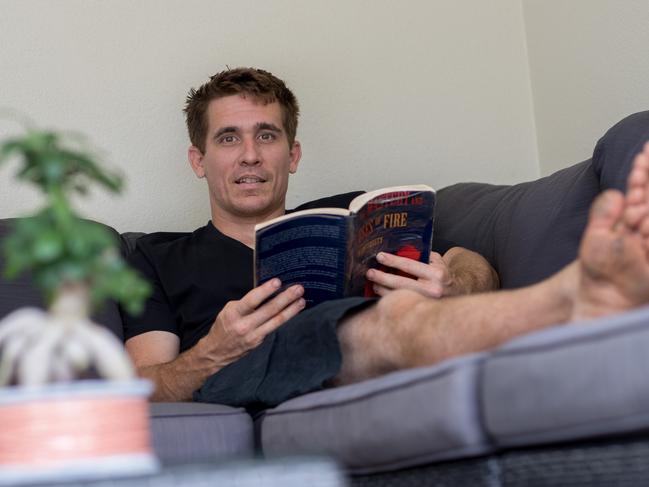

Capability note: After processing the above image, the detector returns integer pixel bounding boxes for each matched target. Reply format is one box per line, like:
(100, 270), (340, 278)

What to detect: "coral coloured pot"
(0, 379), (158, 485)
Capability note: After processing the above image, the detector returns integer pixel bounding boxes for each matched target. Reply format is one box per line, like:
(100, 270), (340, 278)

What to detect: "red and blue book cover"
(255, 185), (435, 308)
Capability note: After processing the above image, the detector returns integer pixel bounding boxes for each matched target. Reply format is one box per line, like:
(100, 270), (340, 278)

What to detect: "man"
(124, 68), (649, 408)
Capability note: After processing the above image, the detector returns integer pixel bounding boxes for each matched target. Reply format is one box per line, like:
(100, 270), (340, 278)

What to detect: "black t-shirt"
(123, 192), (457, 351)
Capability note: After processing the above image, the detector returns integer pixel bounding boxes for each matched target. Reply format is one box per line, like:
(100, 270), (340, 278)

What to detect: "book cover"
(254, 186), (435, 307)
(347, 186), (435, 297)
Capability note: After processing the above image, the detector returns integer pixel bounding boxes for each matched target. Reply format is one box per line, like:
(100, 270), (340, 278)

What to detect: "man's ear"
(188, 146), (206, 178)
(289, 140), (302, 174)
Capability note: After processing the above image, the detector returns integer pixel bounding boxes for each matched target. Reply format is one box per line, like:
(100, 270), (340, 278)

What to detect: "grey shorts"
(193, 297), (375, 410)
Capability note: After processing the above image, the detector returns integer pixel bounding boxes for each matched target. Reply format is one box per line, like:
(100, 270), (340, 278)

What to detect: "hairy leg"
(335, 142), (649, 386)
(334, 265), (576, 385)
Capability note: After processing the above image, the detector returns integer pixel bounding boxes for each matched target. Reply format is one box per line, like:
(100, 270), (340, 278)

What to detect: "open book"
(254, 185), (435, 308)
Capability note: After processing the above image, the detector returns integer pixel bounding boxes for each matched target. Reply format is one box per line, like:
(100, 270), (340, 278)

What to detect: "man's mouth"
(235, 175), (267, 184)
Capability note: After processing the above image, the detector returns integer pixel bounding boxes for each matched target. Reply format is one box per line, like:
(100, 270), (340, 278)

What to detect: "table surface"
(3, 457), (347, 487)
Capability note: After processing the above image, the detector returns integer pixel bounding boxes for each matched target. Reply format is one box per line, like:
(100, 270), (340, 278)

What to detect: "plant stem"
(48, 185), (72, 230)
(50, 283), (90, 322)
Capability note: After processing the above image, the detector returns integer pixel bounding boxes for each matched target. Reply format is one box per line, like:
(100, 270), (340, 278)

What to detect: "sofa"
(3, 111), (649, 485)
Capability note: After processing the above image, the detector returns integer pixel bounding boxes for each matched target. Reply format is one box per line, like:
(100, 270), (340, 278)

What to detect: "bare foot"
(573, 141), (649, 320)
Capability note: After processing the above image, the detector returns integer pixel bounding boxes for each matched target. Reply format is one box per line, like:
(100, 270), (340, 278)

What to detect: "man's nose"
(240, 138), (261, 166)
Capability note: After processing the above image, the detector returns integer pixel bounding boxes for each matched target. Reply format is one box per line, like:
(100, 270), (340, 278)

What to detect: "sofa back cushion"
(0, 218), (125, 340)
(435, 110), (649, 289)
(592, 110), (649, 192)
(435, 160), (598, 289)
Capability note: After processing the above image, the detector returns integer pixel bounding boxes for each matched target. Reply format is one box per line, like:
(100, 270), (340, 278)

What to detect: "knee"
(375, 289), (427, 325)
(374, 290), (443, 368)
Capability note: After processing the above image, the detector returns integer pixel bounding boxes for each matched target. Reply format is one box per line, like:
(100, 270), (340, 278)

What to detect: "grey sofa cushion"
(593, 110), (649, 192)
(149, 402), (254, 464)
(259, 353), (491, 475)
(483, 305), (649, 448)
(436, 110), (649, 290)
(436, 161), (597, 289)
(0, 218), (124, 339)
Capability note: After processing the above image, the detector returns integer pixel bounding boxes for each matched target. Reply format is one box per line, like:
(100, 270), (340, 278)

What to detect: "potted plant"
(0, 128), (157, 484)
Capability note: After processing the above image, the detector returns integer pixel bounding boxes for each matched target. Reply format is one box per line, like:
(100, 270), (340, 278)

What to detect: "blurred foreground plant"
(0, 128), (151, 385)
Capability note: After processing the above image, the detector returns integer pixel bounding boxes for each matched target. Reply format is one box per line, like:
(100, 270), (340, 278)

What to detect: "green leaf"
(1, 126), (151, 314)
(32, 232), (64, 262)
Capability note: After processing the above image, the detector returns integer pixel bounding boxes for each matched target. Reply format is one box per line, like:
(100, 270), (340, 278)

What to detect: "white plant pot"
(0, 379), (158, 485)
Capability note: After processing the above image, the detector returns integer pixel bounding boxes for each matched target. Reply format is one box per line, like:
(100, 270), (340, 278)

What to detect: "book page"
(254, 208), (349, 231)
(348, 184), (434, 213)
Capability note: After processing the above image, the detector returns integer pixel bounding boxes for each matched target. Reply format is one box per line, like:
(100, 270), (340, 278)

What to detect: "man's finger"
(246, 284), (304, 328)
(236, 278), (283, 315)
(252, 296), (306, 340)
(367, 268), (421, 291)
(376, 252), (429, 278)
(372, 283), (391, 297)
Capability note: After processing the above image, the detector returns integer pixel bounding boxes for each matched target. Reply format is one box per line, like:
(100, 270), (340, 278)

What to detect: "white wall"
(523, 0), (649, 175)
(0, 0), (538, 232)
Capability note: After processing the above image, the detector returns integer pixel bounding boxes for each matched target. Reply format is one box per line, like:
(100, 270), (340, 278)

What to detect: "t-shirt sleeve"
(121, 243), (179, 341)
(291, 191), (366, 212)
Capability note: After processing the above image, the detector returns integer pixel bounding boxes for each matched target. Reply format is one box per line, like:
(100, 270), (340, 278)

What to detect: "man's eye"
(258, 132), (276, 142)
(218, 135), (238, 144)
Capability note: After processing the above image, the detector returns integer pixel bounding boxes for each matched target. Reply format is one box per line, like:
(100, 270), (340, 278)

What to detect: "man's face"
(189, 95), (301, 223)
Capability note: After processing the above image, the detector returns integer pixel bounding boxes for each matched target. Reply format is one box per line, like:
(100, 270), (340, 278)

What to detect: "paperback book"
(254, 185), (435, 308)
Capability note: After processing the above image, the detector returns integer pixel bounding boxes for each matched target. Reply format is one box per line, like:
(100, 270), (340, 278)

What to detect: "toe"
(625, 205), (649, 229)
(641, 217), (649, 237)
(587, 190), (624, 232)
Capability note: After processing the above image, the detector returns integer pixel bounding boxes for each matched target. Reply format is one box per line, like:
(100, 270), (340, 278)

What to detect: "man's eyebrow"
(256, 122), (282, 132)
(214, 126), (238, 139)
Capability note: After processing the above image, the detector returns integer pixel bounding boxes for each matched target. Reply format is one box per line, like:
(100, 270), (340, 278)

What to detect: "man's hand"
(198, 278), (306, 368)
(366, 251), (455, 298)
(127, 278), (305, 402)
(366, 247), (499, 298)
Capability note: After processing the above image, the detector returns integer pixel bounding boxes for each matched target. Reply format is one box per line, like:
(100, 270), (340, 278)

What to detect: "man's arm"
(366, 247), (499, 298)
(127, 331), (212, 402)
(126, 279), (305, 402)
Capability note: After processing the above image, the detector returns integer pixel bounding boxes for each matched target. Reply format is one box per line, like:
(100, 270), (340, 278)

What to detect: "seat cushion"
(259, 353), (491, 475)
(149, 402), (254, 464)
(483, 305), (649, 448)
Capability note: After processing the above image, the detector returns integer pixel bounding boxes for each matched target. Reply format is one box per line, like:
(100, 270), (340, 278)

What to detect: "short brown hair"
(184, 67), (300, 153)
